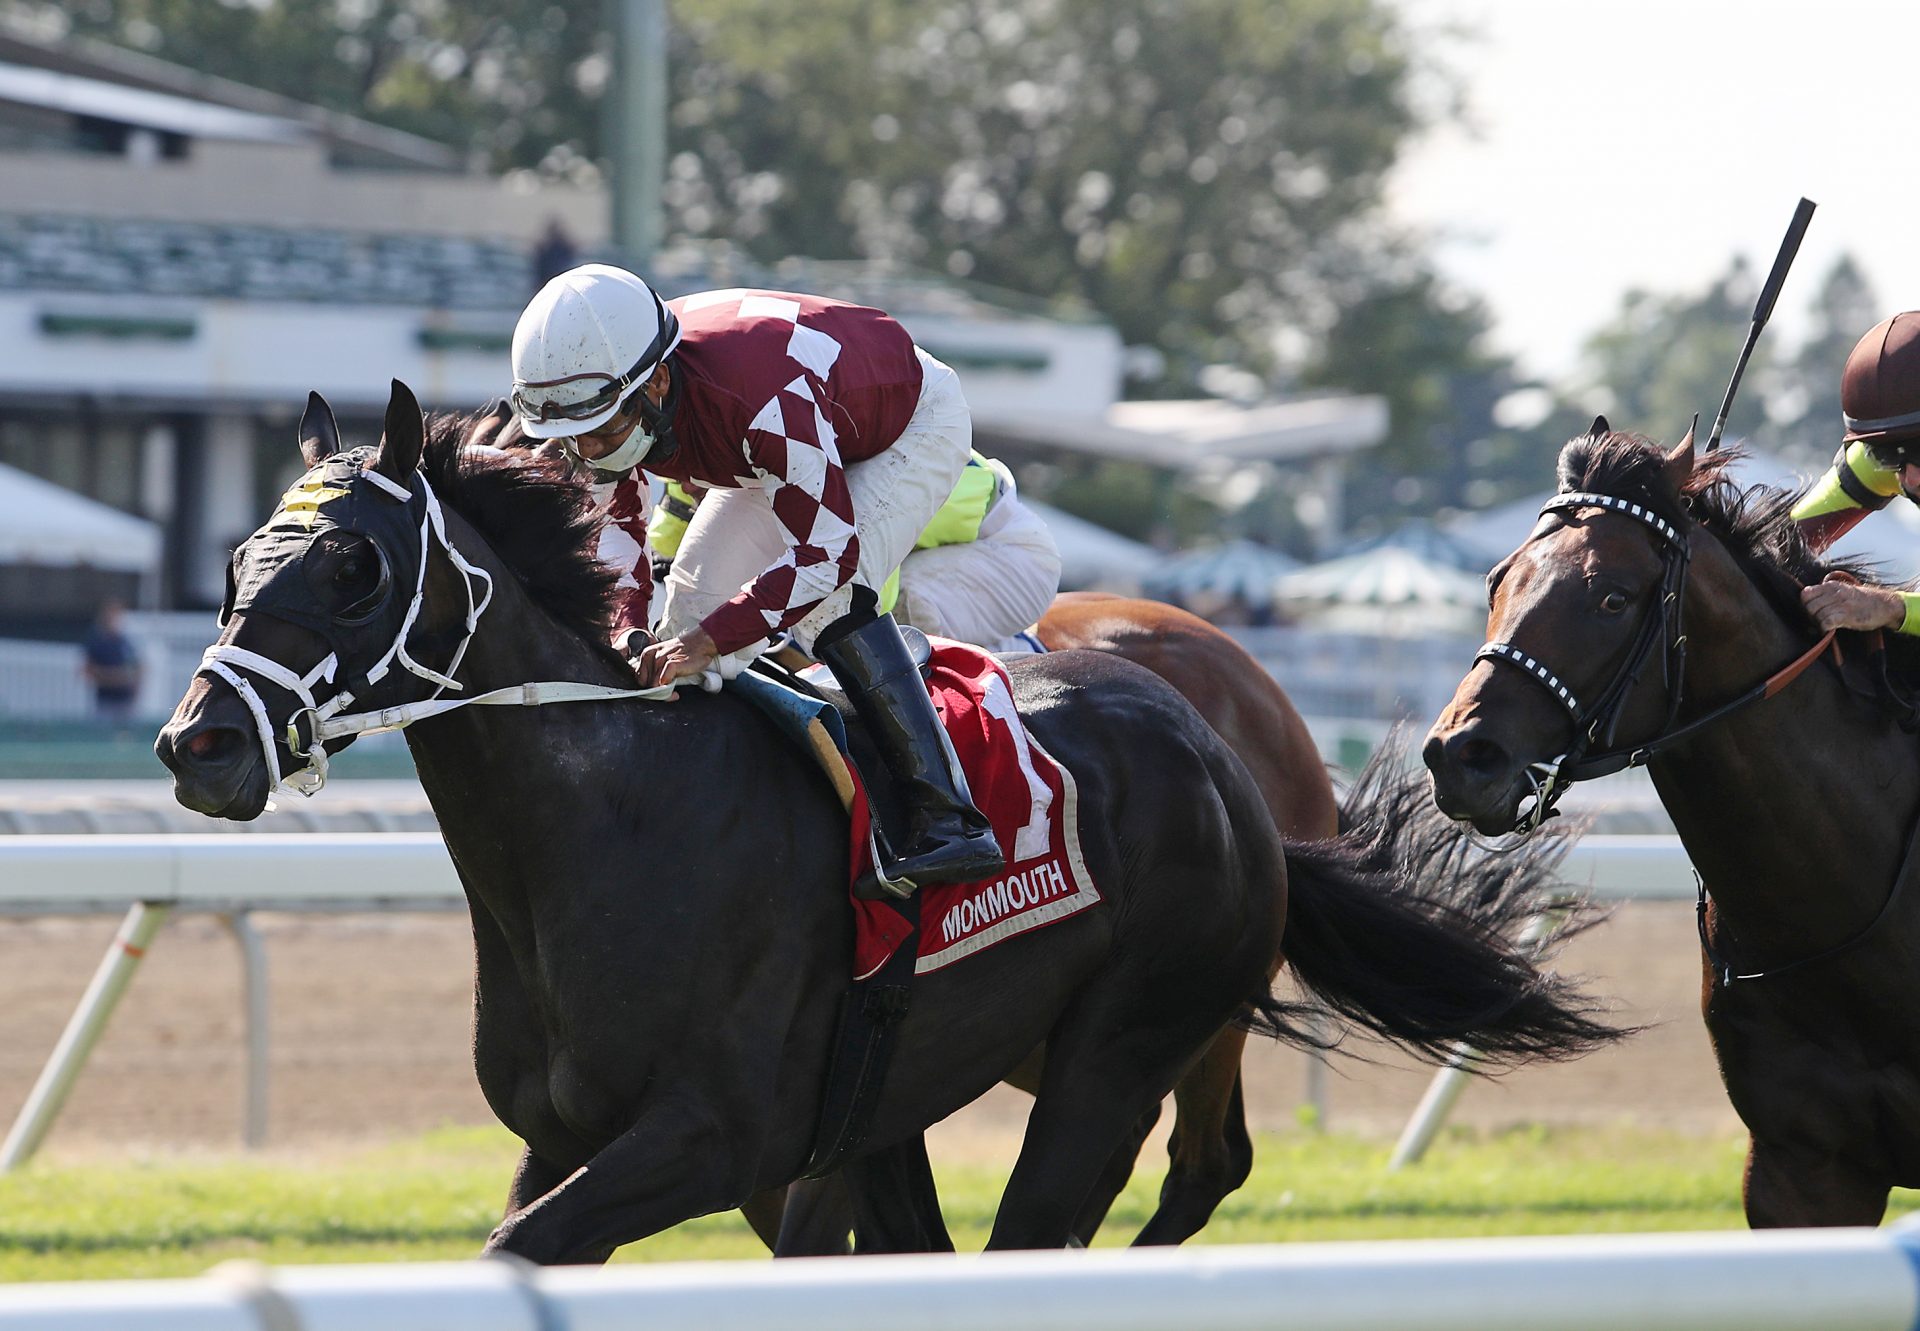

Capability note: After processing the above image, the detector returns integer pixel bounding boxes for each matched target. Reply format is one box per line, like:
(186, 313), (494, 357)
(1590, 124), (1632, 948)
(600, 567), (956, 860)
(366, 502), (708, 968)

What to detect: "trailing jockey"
(1793, 312), (1920, 635)
(508, 263), (1020, 891)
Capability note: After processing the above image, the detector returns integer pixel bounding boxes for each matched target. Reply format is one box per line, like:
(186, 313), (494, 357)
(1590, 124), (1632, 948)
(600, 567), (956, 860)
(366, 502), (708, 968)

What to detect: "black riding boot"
(815, 611), (1006, 893)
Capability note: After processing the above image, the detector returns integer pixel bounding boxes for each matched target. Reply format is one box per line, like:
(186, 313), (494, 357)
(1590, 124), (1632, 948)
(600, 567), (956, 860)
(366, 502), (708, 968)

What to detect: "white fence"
(0, 834), (1694, 1172)
(6, 1228), (1920, 1330)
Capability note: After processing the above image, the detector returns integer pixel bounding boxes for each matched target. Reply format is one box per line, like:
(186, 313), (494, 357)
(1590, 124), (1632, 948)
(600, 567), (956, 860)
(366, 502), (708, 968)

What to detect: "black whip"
(1705, 196), (1816, 453)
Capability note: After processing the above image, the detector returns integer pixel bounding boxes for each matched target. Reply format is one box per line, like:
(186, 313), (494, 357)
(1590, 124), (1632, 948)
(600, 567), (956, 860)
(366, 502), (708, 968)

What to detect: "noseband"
(1474, 489), (1835, 834)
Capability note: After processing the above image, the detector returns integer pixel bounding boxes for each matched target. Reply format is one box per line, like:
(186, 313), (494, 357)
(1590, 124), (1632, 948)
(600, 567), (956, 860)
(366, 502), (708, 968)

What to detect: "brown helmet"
(1843, 312), (1920, 456)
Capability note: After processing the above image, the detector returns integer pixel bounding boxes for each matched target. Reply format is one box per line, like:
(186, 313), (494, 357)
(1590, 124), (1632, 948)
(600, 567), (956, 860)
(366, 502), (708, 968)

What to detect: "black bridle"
(1474, 491), (1692, 832)
(1475, 488), (1838, 835)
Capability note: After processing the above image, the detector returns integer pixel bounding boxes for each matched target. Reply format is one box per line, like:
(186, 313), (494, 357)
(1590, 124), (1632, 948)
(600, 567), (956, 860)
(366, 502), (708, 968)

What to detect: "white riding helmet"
(510, 263), (682, 440)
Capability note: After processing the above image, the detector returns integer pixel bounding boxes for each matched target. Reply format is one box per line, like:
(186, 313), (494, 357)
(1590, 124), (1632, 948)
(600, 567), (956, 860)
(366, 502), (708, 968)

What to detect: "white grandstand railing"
(4, 1229), (1920, 1330)
(0, 834), (1697, 1173)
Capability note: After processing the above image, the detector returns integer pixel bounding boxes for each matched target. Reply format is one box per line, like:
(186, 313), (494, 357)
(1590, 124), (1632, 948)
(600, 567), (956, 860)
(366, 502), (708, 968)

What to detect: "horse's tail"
(1247, 736), (1628, 1067)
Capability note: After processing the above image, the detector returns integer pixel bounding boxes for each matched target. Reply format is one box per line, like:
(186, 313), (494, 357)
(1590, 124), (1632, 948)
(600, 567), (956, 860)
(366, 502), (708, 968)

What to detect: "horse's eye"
(1599, 590), (1629, 614)
(335, 557), (365, 585)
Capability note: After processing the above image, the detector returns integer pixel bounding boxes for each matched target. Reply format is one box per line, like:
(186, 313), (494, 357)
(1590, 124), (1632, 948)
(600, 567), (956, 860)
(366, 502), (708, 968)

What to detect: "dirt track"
(0, 899), (1739, 1162)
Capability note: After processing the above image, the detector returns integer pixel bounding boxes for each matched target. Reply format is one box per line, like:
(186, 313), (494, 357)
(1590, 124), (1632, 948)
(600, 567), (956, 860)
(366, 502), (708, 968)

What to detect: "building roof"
(0, 60), (305, 143)
(0, 20), (463, 171)
(981, 393), (1389, 467)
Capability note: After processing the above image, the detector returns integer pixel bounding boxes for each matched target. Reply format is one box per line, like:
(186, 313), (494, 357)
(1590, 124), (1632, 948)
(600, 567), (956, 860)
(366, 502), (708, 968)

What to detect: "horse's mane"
(1557, 429), (1883, 600)
(418, 412), (621, 660)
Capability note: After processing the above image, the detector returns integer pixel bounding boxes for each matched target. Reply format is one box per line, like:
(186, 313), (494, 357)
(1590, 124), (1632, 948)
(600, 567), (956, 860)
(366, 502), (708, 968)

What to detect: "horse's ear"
(1663, 414), (1698, 487)
(1588, 414), (1612, 440)
(377, 379), (424, 482)
(298, 391), (341, 467)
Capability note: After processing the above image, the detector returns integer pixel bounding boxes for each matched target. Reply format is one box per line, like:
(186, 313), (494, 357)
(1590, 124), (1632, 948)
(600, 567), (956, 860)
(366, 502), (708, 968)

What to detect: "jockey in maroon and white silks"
(510, 263), (1006, 892)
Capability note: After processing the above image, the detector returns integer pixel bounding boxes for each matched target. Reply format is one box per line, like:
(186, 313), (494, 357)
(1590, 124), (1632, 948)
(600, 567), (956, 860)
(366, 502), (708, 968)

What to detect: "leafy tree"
(1298, 254), (1572, 530)
(1576, 258), (1763, 447)
(672, 0), (1429, 392)
(1769, 254), (1879, 464)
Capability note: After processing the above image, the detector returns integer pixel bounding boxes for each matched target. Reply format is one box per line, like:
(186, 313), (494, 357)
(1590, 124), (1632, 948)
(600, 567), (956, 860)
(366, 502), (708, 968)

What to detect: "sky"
(1386, 0), (1920, 384)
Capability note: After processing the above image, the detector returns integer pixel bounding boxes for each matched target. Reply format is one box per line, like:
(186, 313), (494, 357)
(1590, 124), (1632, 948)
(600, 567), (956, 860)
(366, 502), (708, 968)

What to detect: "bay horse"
(1425, 422), (1920, 1227)
(757, 593), (1341, 1252)
(159, 382), (1617, 1260)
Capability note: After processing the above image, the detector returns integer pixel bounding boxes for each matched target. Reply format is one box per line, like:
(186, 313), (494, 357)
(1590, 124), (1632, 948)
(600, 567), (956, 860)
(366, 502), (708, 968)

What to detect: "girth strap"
(801, 892), (921, 1180)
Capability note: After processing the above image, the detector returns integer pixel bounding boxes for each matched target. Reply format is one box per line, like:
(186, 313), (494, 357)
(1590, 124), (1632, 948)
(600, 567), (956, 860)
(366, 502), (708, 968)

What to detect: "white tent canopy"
(1274, 545), (1487, 635)
(1144, 539), (1299, 608)
(0, 462), (162, 571)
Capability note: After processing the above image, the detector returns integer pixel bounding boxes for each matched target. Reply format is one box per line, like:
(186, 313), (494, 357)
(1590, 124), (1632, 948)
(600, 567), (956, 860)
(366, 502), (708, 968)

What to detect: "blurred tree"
(1769, 254), (1879, 464)
(22, 0), (1436, 395)
(1296, 254), (1573, 531)
(1577, 258), (1761, 445)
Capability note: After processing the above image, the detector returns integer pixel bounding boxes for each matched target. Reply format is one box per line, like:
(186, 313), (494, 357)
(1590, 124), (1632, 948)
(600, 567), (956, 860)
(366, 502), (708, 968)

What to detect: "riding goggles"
(510, 294), (681, 426)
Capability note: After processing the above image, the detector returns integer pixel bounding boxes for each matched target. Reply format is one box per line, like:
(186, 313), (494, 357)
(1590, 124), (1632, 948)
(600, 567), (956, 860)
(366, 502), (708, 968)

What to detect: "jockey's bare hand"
(632, 626), (720, 689)
(1801, 575), (1905, 632)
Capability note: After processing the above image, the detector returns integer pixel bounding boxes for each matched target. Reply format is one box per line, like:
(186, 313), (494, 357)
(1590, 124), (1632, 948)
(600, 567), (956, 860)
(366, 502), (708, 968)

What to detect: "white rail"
(0, 834), (1702, 1171)
(5, 1229), (1920, 1330)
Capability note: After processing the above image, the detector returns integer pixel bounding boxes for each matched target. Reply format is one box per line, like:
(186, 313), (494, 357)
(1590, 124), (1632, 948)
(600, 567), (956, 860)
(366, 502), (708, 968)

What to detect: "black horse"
(159, 382), (1619, 1260)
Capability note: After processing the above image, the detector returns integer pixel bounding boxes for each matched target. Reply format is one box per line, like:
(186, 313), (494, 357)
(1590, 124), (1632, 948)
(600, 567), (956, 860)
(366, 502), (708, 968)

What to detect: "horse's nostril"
(184, 727), (242, 764)
(1452, 734), (1509, 778)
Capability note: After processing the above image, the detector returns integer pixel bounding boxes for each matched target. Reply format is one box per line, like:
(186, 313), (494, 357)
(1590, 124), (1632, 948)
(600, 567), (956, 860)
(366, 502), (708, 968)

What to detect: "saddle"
(744, 628), (932, 890)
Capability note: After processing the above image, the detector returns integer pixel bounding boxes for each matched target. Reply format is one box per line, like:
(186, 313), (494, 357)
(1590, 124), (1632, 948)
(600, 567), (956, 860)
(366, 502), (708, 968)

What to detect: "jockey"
(1793, 312), (1920, 635)
(647, 452), (1062, 655)
(509, 263), (1005, 890)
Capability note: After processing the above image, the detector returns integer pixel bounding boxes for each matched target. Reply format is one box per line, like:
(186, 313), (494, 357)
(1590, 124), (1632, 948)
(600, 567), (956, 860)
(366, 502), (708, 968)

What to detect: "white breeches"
(660, 349), (973, 665)
(893, 494), (1061, 653)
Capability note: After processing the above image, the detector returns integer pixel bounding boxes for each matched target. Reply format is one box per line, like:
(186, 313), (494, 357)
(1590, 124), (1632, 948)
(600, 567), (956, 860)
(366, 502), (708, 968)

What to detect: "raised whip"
(1705, 196), (1816, 453)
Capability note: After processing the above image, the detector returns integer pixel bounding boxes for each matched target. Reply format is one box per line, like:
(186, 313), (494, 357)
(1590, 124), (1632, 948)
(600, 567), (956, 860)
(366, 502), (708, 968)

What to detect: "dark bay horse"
(1425, 424), (1920, 1227)
(758, 593), (1341, 1252)
(159, 383), (1617, 1260)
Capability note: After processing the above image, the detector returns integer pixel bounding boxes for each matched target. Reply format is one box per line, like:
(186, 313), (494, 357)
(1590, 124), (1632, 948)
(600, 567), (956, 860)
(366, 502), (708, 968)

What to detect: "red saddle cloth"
(843, 641), (1100, 980)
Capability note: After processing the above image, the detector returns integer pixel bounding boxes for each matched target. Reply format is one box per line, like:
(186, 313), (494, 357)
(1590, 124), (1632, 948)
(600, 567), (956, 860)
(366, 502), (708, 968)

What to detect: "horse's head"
(156, 380), (473, 818)
(1424, 422), (1702, 835)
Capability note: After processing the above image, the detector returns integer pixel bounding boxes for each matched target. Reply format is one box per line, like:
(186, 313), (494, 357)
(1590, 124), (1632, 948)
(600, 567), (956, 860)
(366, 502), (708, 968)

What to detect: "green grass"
(3, 1124), (1915, 1282)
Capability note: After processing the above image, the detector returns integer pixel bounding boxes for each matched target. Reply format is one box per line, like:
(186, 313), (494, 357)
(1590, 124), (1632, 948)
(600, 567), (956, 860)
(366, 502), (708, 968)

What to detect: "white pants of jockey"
(893, 492), (1060, 653)
(661, 349), (974, 670)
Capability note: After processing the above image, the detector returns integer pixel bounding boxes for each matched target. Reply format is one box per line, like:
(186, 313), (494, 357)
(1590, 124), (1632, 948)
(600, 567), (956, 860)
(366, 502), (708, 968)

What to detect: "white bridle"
(199, 459), (672, 799)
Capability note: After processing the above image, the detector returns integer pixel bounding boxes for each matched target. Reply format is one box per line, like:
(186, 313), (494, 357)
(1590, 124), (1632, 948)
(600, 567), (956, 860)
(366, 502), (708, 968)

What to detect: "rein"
(201, 458), (673, 798)
(1475, 489), (1838, 832)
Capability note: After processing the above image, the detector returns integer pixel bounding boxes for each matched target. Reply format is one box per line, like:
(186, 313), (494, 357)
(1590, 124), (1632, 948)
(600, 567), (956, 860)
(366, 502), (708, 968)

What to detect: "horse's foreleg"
(484, 1095), (757, 1264)
(739, 1187), (793, 1251)
(843, 1137), (954, 1254)
(1133, 1030), (1253, 1246)
(504, 1146), (574, 1222)
(771, 1177), (856, 1256)
(1743, 1135), (1889, 1228)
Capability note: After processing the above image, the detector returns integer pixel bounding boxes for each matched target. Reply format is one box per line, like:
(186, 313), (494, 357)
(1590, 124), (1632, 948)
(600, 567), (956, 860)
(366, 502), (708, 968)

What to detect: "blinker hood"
(223, 447), (419, 649)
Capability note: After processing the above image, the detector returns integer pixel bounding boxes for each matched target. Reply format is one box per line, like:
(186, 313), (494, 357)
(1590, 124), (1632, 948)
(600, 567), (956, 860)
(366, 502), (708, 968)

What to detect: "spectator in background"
(81, 598), (141, 724)
(531, 218), (579, 291)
